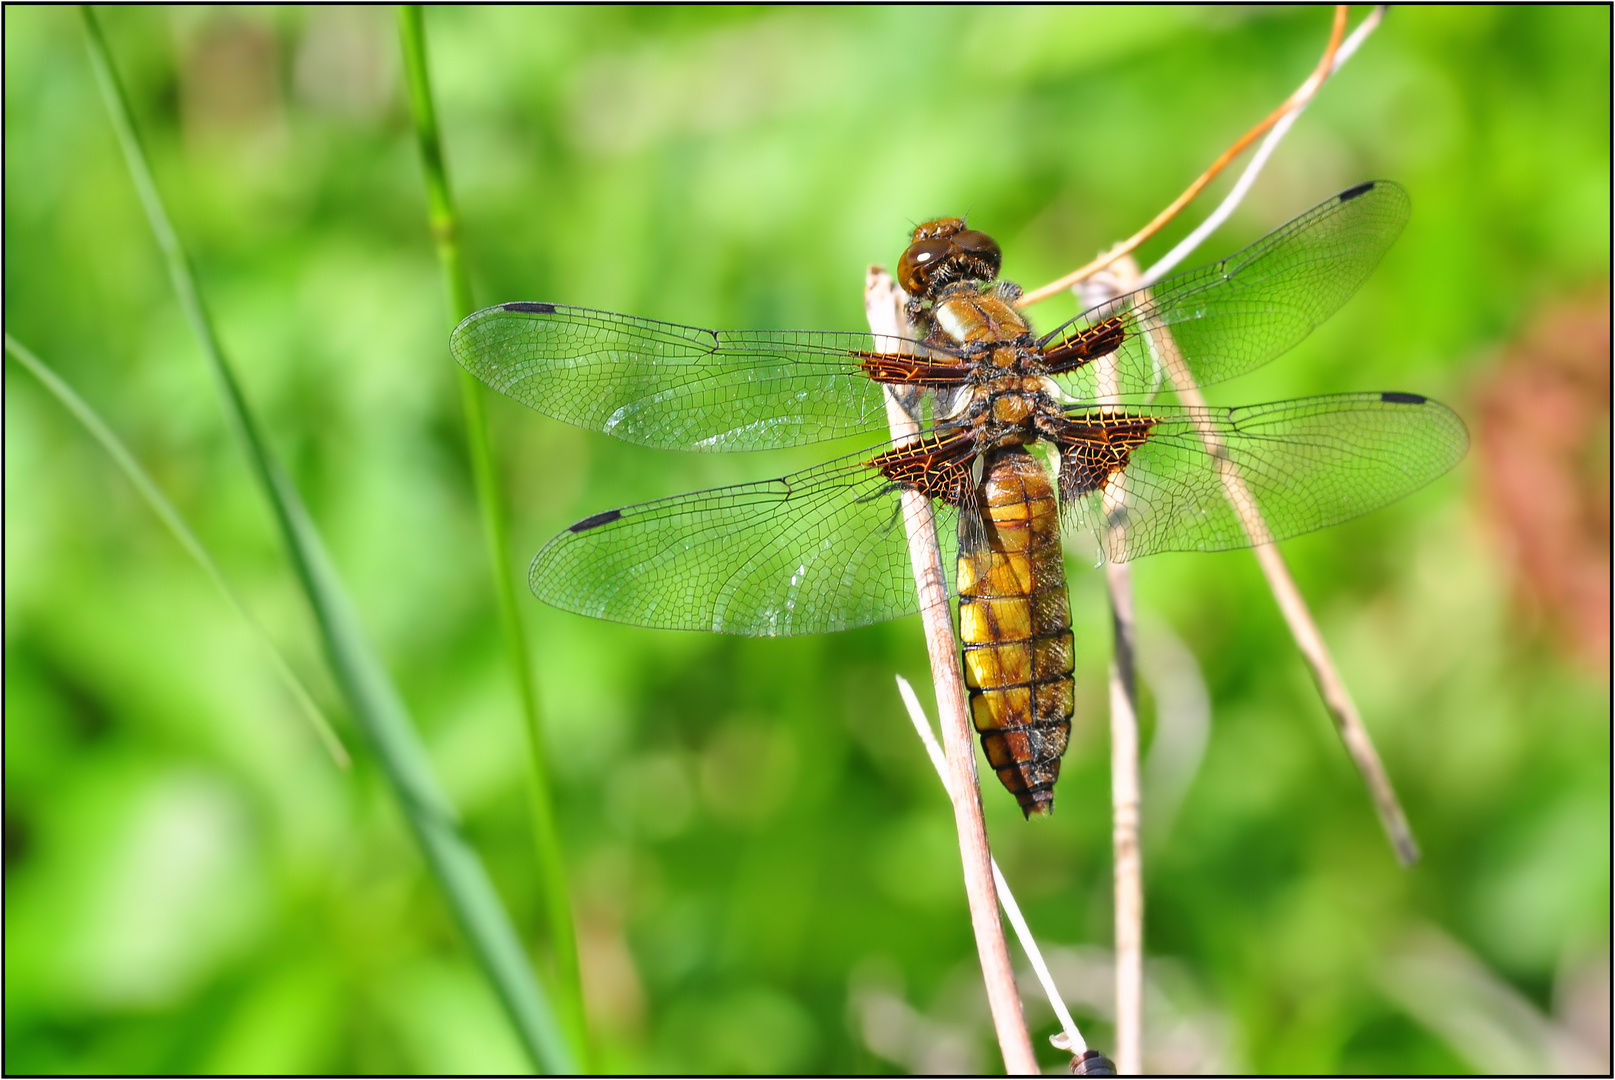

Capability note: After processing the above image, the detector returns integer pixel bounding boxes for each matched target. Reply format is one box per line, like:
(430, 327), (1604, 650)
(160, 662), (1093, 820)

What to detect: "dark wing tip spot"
(503, 301), (557, 314)
(570, 508), (622, 532)
(1381, 391), (1427, 405)
(1339, 180), (1376, 202)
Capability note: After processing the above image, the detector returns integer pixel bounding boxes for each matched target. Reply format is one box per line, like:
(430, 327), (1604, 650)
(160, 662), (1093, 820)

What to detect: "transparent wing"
(1044, 181), (1412, 400)
(529, 442), (963, 635)
(451, 302), (941, 451)
(1062, 392), (1468, 561)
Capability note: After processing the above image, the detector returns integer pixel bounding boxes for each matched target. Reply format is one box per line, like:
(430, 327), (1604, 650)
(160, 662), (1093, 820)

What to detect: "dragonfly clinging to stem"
(451, 180), (1467, 816)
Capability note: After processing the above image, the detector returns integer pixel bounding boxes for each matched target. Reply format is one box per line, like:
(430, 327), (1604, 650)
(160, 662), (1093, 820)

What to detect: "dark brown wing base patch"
(1039, 315), (1127, 374)
(867, 428), (979, 506)
(1053, 412), (1157, 500)
(856, 351), (974, 387)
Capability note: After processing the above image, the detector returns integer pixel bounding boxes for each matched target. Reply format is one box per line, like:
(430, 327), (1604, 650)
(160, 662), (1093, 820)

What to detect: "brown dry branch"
(1139, 267), (1419, 864)
(1078, 260), (1146, 1075)
(1016, 6), (1351, 308)
(864, 269), (1040, 1074)
(1138, 5), (1387, 286)
(894, 675), (1094, 1062)
(1052, 10), (1398, 1065)
(1047, 3), (1412, 862)
(1124, 5), (1416, 863)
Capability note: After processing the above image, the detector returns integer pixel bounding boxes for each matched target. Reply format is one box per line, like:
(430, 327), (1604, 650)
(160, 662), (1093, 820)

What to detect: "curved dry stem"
(1017, 5), (1352, 308)
(894, 675), (1093, 1061)
(1043, 1), (1410, 865)
(1097, 4), (1414, 865)
(1141, 5), (1386, 286)
(1130, 251), (1420, 865)
(1076, 261), (1147, 1076)
(865, 270), (1039, 1075)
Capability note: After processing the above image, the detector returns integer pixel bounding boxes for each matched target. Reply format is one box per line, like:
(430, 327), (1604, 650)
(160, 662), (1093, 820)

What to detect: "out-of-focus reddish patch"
(1474, 287), (1611, 676)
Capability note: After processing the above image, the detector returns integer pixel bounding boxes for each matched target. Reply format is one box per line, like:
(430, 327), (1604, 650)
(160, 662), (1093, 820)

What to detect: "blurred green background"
(5, 5), (1608, 1074)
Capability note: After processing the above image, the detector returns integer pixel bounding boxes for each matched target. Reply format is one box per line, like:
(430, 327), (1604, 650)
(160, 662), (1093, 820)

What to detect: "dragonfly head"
(899, 217), (1002, 299)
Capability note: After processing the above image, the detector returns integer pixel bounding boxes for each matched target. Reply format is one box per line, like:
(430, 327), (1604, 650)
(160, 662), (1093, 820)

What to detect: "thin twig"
(1105, 566), (1143, 1074)
(1079, 259), (1146, 1075)
(865, 270), (1039, 1075)
(1017, 5), (1350, 308)
(1141, 5), (1387, 286)
(1256, 542), (1419, 863)
(1113, 6), (1417, 864)
(1142, 275), (1420, 864)
(1058, 15), (1398, 1053)
(894, 675), (1091, 1060)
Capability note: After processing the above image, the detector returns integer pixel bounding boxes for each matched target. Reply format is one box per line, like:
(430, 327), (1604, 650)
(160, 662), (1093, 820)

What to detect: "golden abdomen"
(956, 446), (1074, 817)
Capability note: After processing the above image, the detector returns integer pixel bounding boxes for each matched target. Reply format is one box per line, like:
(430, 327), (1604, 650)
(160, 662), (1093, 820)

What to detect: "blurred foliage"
(4, 6), (1609, 1074)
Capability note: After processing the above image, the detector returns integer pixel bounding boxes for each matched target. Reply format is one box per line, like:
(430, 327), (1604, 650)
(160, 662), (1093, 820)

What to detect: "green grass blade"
(79, 8), (574, 1073)
(397, 6), (588, 1063)
(4, 332), (350, 770)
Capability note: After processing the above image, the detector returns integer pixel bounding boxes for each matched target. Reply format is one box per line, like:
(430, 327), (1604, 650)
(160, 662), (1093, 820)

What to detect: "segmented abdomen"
(956, 446), (1075, 817)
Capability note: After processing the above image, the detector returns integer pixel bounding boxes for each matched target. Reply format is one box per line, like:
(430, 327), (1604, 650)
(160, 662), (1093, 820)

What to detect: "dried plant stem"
(1084, 261), (1146, 1075)
(1148, 298), (1419, 865)
(1252, 544), (1418, 862)
(895, 676), (1091, 1059)
(1017, 4), (1352, 308)
(1106, 562), (1144, 1075)
(1140, 5), (1386, 287)
(1050, 1), (1410, 863)
(865, 270), (1039, 1075)
(1098, 0), (1411, 863)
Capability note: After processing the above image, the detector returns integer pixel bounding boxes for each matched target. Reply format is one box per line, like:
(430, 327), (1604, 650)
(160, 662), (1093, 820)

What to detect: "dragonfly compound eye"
(953, 228), (1003, 280)
(898, 236), (954, 295)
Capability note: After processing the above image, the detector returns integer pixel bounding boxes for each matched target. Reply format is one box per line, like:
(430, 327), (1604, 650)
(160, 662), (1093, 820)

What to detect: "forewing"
(529, 443), (962, 635)
(451, 302), (933, 451)
(1062, 392), (1468, 561)
(1045, 181), (1411, 399)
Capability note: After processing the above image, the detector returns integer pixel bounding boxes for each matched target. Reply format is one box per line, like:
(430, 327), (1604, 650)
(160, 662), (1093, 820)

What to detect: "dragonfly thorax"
(918, 282), (1066, 452)
(928, 286), (1029, 347)
(963, 368), (1067, 449)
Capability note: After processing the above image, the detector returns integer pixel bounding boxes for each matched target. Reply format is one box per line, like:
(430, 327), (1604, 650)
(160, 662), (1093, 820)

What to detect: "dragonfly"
(451, 180), (1467, 817)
